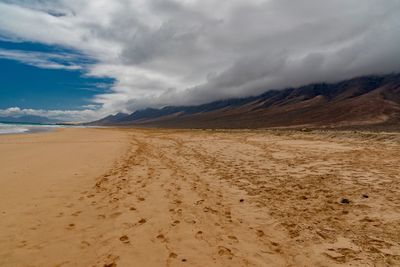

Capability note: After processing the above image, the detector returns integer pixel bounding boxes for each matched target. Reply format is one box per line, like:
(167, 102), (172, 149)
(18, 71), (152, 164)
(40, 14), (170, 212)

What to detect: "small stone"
(362, 194), (369, 198)
(340, 198), (350, 204)
(239, 199), (244, 203)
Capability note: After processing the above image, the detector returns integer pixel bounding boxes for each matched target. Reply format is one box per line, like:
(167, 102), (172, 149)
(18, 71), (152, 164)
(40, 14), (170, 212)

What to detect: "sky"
(0, 0), (399, 122)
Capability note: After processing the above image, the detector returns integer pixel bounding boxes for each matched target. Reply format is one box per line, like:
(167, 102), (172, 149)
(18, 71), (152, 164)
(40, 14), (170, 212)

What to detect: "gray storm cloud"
(0, 0), (399, 119)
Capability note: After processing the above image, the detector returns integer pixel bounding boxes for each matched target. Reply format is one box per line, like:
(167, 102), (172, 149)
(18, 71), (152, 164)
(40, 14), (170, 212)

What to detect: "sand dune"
(0, 128), (399, 266)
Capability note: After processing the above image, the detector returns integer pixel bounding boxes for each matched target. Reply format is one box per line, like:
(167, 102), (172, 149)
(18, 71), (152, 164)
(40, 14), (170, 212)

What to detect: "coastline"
(0, 122), (61, 135)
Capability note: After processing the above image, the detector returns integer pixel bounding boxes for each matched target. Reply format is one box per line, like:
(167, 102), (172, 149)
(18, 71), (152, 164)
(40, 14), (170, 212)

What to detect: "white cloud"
(0, 48), (83, 70)
(0, 106), (105, 122)
(0, 0), (399, 121)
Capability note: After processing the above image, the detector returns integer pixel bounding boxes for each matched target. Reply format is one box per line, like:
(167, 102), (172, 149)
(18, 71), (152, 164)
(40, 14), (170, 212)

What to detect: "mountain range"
(91, 74), (400, 129)
(0, 115), (59, 124)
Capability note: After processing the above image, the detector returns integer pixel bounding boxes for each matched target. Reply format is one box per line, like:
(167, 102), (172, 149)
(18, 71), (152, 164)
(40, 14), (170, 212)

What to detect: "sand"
(0, 128), (399, 266)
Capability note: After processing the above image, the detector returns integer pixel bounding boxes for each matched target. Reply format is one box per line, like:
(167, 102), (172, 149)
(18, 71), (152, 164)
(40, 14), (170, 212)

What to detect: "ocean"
(0, 122), (60, 135)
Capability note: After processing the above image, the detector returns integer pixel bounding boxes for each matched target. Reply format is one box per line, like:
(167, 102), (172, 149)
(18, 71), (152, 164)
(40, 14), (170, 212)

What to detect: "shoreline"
(0, 123), (60, 135)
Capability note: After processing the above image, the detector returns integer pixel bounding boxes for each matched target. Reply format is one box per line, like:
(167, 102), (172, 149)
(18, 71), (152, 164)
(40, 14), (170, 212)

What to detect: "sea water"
(0, 123), (59, 135)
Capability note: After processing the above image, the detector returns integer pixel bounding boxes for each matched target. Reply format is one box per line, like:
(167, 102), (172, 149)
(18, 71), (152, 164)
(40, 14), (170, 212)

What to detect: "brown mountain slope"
(93, 74), (400, 129)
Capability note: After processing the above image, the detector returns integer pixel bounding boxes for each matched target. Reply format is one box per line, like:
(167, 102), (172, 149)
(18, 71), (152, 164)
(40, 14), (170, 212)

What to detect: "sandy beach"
(1, 128), (399, 266)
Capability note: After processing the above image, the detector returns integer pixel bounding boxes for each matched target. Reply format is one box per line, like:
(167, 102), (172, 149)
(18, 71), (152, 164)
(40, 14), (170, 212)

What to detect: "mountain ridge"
(0, 115), (60, 124)
(90, 73), (400, 129)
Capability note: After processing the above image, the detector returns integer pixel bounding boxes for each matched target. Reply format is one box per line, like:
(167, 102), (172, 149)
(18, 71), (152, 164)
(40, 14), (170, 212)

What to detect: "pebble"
(340, 198), (350, 204)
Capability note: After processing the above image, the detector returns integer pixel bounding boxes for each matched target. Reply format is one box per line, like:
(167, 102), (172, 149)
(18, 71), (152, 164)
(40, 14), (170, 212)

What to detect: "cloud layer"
(1, 0), (399, 121)
(0, 106), (101, 122)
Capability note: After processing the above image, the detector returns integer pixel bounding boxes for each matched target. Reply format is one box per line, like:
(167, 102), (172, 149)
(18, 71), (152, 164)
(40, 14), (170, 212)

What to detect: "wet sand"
(0, 128), (399, 266)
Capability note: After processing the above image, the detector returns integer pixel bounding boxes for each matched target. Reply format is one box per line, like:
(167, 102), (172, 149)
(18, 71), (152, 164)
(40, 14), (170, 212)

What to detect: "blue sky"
(0, 1), (399, 121)
(0, 38), (117, 121)
(0, 42), (114, 110)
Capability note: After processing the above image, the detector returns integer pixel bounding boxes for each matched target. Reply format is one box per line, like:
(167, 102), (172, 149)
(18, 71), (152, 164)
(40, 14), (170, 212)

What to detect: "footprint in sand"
(270, 241), (279, 247)
(195, 231), (203, 240)
(66, 223), (75, 230)
(183, 218), (196, 224)
(227, 236), (239, 243)
(169, 252), (178, 259)
(103, 262), (117, 267)
(102, 254), (119, 267)
(171, 220), (180, 226)
(138, 218), (147, 225)
(71, 211), (82, 217)
(119, 235), (130, 244)
(81, 240), (91, 248)
(156, 234), (167, 242)
(203, 206), (218, 214)
(218, 246), (234, 259)
(256, 230), (265, 237)
(194, 199), (204, 205)
(224, 211), (232, 220)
